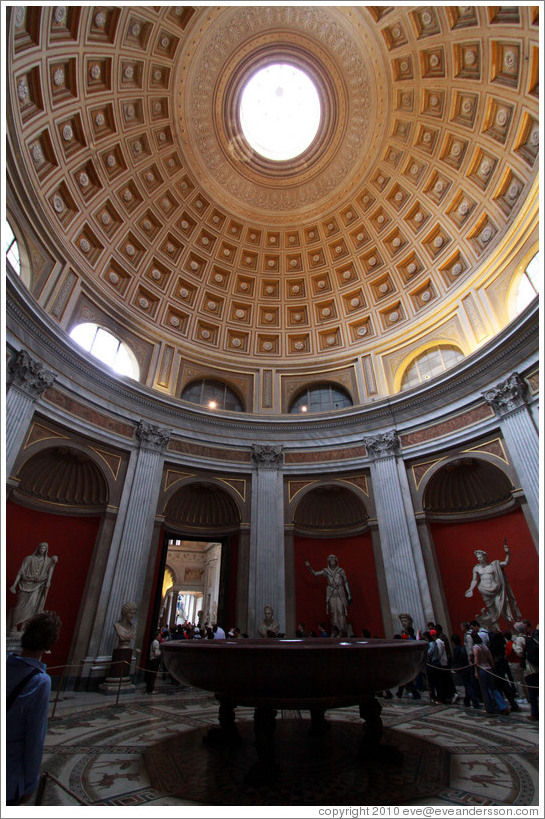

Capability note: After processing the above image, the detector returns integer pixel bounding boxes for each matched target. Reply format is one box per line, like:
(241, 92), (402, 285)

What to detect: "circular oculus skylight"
(239, 63), (321, 161)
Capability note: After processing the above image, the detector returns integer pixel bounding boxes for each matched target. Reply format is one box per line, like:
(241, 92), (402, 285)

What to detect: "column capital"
(135, 420), (170, 452)
(7, 349), (55, 398)
(251, 443), (284, 469)
(483, 372), (528, 416)
(363, 430), (400, 460)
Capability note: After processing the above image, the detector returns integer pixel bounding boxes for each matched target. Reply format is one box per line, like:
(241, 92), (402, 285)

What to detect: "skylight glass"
(5, 221), (21, 275)
(239, 63), (321, 161)
(69, 323), (138, 380)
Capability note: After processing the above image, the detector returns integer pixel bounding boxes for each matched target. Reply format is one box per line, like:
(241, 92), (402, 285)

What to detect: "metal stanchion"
(34, 771), (90, 805)
(34, 772), (48, 805)
(114, 661), (127, 707)
(49, 664), (66, 719)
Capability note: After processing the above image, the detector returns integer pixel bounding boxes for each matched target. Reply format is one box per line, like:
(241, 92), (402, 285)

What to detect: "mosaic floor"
(37, 681), (539, 810)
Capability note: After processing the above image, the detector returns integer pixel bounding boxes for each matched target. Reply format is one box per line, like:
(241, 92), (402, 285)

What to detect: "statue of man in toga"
(305, 554), (352, 634)
(8, 542), (58, 633)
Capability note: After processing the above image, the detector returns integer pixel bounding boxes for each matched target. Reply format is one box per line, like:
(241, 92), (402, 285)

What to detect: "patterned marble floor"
(36, 680), (540, 811)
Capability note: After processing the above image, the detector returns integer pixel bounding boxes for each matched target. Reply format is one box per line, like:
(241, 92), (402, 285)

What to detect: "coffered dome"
(6, 5), (539, 411)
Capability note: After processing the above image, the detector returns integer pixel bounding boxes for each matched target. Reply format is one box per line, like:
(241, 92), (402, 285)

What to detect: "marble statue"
(305, 554), (352, 633)
(8, 542), (58, 633)
(399, 613), (413, 632)
(114, 601), (138, 648)
(465, 541), (521, 628)
(257, 604), (280, 638)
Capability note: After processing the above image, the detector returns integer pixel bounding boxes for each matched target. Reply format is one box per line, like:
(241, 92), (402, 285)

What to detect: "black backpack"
(525, 634), (539, 668)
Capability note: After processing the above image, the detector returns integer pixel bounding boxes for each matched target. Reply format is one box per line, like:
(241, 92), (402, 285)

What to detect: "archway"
(291, 484), (382, 637)
(421, 457), (538, 633)
(6, 446), (109, 670)
(150, 482), (242, 635)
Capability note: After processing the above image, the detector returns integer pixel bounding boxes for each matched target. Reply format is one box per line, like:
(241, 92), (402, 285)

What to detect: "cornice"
(6, 273), (538, 443)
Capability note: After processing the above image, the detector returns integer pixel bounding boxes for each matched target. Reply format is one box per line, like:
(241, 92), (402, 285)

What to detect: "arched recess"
(416, 454), (538, 636)
(6, 446), (110, 673)
(148, 477), (244, 638)
(505, 248), (540, 322)
(5, 215), (32, 288)
(394, 340), (466, 393)
(288, 381), (353, 414)
(289, 481), (384, 638)
(180, 378), (245, 412)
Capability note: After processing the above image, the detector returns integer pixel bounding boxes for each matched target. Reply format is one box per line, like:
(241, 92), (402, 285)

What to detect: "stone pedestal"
(99, 647), (135, 695)
(6, 633), (22, 657)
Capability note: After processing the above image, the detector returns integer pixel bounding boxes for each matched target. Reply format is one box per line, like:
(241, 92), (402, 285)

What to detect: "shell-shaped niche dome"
(165, 483), (240, 528)
(17, 447), (108, 507)
(423, 458), (513, 513)
(294, 485), (368, 532)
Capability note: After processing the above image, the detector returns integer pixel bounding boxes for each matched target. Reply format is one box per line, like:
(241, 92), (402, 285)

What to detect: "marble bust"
(257, 604), (280, 638)
(114, 601), (138, 648)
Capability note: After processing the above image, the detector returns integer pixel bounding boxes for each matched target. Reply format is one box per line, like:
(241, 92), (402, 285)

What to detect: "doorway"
(152, 533), (231, 632)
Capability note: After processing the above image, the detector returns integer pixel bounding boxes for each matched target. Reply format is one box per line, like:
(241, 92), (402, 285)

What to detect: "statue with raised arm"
(465, 540), (521, 628)
(305, 554), (352, 634)
(114, 601), (138, 648)
(8, 542), (58, 633)
(257, 604), (280, 638)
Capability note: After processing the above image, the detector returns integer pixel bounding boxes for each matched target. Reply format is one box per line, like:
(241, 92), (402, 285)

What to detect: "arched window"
(5, 221), (21, 276)
(515, 252), (540, 314)
(181, 379), (244, 411)
(289, 382), (353, 414)
(69, 323), (139, 380)
(400, 345), (465, 391)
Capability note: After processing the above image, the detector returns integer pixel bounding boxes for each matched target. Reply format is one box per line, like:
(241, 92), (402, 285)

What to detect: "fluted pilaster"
(6, 349), (55, 476)
(95, 422), (170, 657)
(363, 431), (431, 632)
(248, 444), (285, 635)
(483, 373), (539, 539)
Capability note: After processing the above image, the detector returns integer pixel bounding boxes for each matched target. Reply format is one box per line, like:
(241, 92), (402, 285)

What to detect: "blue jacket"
(6, 653), (51, 804)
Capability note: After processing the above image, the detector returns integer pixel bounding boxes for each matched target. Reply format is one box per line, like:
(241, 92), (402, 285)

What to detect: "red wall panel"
(6, 500), (100, 675)
(431, 508), (538, 637)
(294, 533), (384, 637)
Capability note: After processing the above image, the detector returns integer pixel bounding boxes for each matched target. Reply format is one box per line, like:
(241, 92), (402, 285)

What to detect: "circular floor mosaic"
(144, 719), (449, 806)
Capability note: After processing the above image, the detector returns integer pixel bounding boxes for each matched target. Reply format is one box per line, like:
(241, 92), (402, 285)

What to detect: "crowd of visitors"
(148, 615), (538, 722)
(382, 616), (539, 721)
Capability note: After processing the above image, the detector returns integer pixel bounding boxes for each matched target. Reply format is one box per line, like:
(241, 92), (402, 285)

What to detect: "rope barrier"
(25, 652), (536, 803)
(423, 660), (539, 687)
(35, 771), (92, 806)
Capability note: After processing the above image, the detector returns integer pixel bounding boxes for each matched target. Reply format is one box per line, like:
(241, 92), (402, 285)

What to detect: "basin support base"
(359, 696), (383, 754)
(203, 696), (241, 745)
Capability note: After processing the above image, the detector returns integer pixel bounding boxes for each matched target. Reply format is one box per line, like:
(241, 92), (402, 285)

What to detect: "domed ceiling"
(6, 5), (539, 405)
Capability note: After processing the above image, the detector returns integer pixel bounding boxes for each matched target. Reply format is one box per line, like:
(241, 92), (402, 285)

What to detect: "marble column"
(248, 444), (285, 636)
(166, 591), (175, 627)
(235, 524), (251, 632)
(94, 421), (170, 658)
(5, 349), (55, 477)
(363, 431), (434, 634)
(483, 373), (539, 545)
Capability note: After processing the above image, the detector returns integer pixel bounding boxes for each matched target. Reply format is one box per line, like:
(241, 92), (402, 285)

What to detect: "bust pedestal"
(99, 647), (135, 695)
(6, 633), (22, 657)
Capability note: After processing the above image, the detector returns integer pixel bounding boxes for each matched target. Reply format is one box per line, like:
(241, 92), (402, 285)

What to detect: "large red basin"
(162, 638), (427, 709)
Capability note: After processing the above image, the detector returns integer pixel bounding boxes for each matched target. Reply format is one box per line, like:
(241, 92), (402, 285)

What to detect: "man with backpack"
(514, 620), (539, 721)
